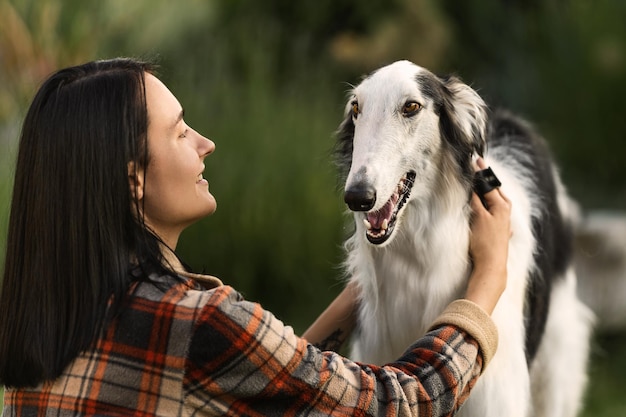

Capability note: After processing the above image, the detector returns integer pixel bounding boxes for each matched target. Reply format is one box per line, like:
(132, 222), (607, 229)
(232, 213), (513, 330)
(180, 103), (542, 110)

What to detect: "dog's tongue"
(367, 194), (398, 229)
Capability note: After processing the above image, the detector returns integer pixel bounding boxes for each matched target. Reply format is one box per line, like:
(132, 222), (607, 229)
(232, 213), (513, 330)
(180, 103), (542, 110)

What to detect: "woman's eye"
(180, 129), (188, 138)
(402, 101), (422, 117)
(351, 101), (359, 118)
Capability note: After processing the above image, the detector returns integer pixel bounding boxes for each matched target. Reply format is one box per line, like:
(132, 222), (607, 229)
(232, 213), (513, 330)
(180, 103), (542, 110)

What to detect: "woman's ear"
(127, 162), (144, 201)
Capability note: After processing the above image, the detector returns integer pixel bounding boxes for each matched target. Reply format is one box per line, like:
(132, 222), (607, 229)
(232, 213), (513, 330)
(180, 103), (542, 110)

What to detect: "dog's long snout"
(344, 182), (376, 211)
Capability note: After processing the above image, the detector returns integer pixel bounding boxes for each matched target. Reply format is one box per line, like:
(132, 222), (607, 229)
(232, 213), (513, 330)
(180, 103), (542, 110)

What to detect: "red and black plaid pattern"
(3, 273), (486, 416)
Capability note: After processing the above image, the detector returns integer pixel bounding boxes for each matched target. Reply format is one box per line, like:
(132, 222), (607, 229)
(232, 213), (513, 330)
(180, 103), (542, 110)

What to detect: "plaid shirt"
(2, 271), (496, 416)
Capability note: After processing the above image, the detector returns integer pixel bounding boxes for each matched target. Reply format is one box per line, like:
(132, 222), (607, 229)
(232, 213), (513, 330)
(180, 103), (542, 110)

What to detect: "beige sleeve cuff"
(429, 299), (498, 371)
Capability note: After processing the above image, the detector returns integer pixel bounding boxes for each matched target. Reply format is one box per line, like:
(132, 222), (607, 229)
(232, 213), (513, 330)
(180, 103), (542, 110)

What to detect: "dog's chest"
(357, 244), (469, 363)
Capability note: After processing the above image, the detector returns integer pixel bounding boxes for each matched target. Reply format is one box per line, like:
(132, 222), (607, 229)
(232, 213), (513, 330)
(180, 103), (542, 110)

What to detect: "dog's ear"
(334, 100), (356, 181)
(439, 75), (488, 158)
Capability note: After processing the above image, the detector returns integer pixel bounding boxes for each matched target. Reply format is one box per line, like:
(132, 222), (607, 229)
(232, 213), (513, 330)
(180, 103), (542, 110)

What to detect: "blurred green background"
(1, 0), (625, 414)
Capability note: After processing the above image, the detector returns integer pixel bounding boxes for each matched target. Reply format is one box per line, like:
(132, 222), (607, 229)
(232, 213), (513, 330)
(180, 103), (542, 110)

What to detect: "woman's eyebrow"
(166, 109), (185, 132)
(171, 108), (184, 130)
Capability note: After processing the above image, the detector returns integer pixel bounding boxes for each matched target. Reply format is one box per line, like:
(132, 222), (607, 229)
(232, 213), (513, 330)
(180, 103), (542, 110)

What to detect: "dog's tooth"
(363, 218), (373, 230)
(381, 219), (389, 230)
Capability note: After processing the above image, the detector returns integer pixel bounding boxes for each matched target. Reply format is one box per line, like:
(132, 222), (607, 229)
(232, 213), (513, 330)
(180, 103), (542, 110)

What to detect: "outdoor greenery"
(1, 0), (625, 414)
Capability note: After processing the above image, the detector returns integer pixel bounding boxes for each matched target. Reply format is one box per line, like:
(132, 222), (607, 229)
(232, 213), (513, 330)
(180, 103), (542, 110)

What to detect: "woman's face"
(138, 73), (216, 248)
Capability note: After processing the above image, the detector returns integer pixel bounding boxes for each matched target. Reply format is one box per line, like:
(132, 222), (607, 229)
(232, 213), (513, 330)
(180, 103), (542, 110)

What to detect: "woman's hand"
(464, 158), (512, 315)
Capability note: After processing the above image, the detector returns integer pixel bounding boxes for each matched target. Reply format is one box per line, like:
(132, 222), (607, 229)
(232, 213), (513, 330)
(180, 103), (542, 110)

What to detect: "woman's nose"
(197, 132), (215, 158)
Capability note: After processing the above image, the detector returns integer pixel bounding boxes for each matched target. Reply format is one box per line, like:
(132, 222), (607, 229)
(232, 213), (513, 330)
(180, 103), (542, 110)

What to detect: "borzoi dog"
(336, 60), (593, 417)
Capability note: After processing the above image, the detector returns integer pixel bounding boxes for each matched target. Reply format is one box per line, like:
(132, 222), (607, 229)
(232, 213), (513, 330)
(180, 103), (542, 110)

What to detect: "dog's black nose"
(344, 183), (376, 211)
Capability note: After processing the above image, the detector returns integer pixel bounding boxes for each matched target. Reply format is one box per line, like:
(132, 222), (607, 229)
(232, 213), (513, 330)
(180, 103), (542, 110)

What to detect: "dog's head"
(335, 60), (488, 246)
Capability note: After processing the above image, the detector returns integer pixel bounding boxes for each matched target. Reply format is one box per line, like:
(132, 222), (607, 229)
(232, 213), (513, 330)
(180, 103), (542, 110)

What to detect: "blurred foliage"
(1, 0), (625, 413)
(584, 330), (626, 416)
(440, 0), (626, 208)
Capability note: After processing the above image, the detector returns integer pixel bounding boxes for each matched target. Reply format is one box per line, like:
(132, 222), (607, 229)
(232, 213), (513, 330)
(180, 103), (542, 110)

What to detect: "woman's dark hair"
(0, 58), (170, 387)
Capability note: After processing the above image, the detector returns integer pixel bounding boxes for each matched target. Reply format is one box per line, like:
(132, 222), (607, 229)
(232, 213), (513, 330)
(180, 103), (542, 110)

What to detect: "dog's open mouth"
(363, 171), (416, 244)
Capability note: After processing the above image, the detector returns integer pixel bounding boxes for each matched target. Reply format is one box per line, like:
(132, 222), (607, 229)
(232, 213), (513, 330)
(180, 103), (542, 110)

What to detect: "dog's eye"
(402, 101), (422, 117)
(351, 101), (359, 119)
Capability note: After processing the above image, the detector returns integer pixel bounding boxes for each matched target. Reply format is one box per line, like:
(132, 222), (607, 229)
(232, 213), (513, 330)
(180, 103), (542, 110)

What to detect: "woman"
(0, 58), (511, 416)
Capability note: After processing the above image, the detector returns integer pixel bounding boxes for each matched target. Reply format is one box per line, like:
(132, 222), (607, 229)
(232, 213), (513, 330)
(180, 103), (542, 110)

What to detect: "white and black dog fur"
(335, 60), (593, 417)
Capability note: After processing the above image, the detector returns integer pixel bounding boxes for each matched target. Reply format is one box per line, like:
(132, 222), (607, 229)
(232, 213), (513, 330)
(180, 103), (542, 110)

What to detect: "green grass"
(581, 331), (626, 416)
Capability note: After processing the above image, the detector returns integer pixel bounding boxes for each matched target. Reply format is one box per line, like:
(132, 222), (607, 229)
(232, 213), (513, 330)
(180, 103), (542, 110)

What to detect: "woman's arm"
(185, 285), (492, 417)
(301, 281), (359, 351)
(465, 159), (511, 315)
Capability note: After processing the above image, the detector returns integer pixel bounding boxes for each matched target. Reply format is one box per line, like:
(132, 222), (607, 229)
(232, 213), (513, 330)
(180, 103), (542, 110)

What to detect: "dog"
(335, 60), (593, 417)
